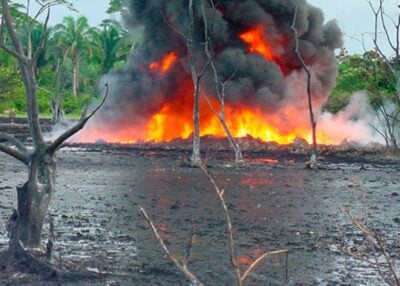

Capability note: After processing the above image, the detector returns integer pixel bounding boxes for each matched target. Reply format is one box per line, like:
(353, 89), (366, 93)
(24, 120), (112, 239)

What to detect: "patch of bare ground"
(0, 138), (399, 284)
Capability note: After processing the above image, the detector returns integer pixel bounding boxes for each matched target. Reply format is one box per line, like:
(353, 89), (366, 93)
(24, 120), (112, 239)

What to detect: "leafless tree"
(0, 0), (107, 275)
(291, 7), (318, 168)
(162, 3), (207, 167)
(367, 0), (400, 149)
(200, 0), (244, 164)
(162, 1), (212, 167)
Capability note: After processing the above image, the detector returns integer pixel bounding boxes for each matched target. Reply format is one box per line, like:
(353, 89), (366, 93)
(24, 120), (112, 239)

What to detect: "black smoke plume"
(85, 0), (343, 140)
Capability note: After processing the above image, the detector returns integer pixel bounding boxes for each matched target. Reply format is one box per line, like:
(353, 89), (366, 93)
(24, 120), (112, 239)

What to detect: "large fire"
(81, 78), (334, 145)
(79, 21), (343, 146)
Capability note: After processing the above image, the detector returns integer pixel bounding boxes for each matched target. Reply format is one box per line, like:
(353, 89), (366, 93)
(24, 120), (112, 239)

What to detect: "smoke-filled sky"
(15, 0), (391, 144)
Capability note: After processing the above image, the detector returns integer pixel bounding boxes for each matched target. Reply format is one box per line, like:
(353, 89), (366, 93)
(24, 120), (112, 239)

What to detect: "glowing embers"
(148, 52), (178, 73)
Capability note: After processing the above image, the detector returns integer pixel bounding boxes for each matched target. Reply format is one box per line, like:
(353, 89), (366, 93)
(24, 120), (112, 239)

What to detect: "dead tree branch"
(0, 1), (29, 64)
(138, 206), (204, 286)
(182, 220), (196, 268)
(0, 143), (30, 164)
(342, 205), (400, 286)
(241, 249), (289, 283)
(368, 0), (400, 104)
(200, 165), (241, 284)
(47, 83), (109, 153)
(32, 7), (50, 64)
(0, 133), (28, 154)
(200, 166), (289, 286)
(200, 0), (244, 164)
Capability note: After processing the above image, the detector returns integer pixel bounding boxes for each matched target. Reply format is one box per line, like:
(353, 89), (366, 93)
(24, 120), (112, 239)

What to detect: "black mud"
(0, 146), (399, 285)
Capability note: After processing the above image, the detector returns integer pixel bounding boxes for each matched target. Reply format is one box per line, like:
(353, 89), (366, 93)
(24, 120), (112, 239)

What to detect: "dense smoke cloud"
(86, 0), (343, 141)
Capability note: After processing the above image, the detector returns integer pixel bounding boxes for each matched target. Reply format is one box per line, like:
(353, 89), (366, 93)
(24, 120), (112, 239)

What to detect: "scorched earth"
(0, 144), (399, 285)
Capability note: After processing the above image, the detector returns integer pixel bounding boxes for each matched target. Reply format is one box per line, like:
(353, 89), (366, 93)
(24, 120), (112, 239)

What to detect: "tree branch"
(47, 83), (109, 153)
(200, 165), (241, 285)
(241, 249), (289, 283)
(32, 6), (51, 64)
(160, 11), (191, 43)
(0, 143), (30, 164)
(182, 220), (196, 268)
(138, 206), (204, 286)
(0, 132), (28, 153)
(0, 0), (28, 62)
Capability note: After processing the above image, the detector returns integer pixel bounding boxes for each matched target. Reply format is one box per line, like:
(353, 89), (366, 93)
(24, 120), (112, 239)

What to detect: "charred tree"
(0, 0), (107, 276)
(162, 0), (211, 166)
(201, 0), (244, 164)
(291, 7), (318, 169)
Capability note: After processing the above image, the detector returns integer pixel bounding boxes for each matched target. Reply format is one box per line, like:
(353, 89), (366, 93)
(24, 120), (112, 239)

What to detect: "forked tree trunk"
(291, 7), (318, 168)
(0, 0), (109, 275)
(16, 151), (56, 249)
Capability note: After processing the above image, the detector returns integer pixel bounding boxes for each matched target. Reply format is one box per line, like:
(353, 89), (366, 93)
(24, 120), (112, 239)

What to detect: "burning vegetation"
(78, 0), (343, 145)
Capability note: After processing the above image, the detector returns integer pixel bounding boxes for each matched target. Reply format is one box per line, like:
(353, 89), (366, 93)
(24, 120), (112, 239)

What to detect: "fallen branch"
(138, 206), (204, 286)
(342, 206), (400, 286)
(200, 165), (289, 285)
(241, 249), (289, 284)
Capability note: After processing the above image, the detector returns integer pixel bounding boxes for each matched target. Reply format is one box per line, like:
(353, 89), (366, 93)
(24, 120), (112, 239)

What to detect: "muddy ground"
(0, 142), (399, 285)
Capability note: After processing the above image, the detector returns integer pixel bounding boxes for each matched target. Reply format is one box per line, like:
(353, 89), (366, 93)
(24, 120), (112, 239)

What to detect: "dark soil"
(0, 121), (399, 285)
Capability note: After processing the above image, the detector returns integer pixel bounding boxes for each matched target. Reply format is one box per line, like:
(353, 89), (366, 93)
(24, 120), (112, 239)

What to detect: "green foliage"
(326, 50), (398, 113)
(62, 92), (90, 115)
(107, 0), (124, 14)
(0, 1), (135, 118)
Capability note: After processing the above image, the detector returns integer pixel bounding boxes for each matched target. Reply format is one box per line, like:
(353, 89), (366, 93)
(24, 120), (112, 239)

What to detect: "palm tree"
(92, 19), (132, 74)
(53, 16), (92, 97)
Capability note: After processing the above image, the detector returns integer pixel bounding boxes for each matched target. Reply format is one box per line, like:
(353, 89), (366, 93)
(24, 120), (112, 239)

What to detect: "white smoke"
(318, 92), (384, 145)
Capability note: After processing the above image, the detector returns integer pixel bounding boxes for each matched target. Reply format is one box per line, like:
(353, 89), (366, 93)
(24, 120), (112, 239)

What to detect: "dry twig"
(138, 206), (204, 286)
(200, 166), (289, 285)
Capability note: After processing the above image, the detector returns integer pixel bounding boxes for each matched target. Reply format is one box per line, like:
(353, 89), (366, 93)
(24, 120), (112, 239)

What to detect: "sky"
(18, 0), (397, 55)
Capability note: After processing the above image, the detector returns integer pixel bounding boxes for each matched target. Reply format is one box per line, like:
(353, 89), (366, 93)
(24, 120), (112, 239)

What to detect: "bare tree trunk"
(191, 78), (202, 166)
(188, 0), (202, 166)
(200, 0), (244, 165)
(51, 98), (64, 124)
(16, 151), (55, 249)
(291, 7), (317, 168)
(72, 55), (79, 97)
(221, 119), (244, 163)
(0, 0), (109, 271)
(161, 0), (212, 166)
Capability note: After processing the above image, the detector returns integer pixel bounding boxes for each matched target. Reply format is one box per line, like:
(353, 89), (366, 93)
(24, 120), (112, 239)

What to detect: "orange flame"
(239, 26), (278, 62)
(239, 25), (288, 73)
(149, 52), (178, 73)
(79, 78), (339, 145)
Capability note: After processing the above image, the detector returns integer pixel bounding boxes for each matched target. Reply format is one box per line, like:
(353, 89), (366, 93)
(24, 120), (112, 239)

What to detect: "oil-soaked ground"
(0, 145), (399, 285)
